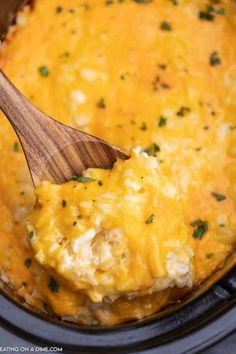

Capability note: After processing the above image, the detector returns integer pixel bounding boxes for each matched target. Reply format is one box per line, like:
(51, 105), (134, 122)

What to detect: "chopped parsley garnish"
(48, 277), (59, 293)
(77, 214), (83, 220)
(55, 6), (63, 13)
(28, 231), (34, 239)
(97, 98), (106, 109)
(199, 10), (214, 21)
(199, 3), (225, 21)
(62, 199), (67, 208)
(133, 0), (152, 3)
(152, 76), (170, 91)
(159, 64), (167, 70)
(71, 176), (96, 182)
(160, 82), (170, 89)
(98, 180), (103, 186)
(13, 142), (19, 152)
(152, 76), (160, 90)
(144, 143), (160, 156)
(105, 0), (113, 4)
(209, 51), (221, 66)
(177, 106), (191, 117)
(216, 7), (225, 15)
(206, 252), (214, 259)
(60, 51), (70, 58)
(160, 21), (172, 31)
(24, 258), (32, 268)
(38, 66), (49, 77)
(158, 116), (167, 127)
(211, 192), (226, 202)
(140, 122), (147, 131)
(190, 219), (208, 240)
(169, 0), (178, 5)
(73, 221), (77, 226)
(145, 214), (155, 224)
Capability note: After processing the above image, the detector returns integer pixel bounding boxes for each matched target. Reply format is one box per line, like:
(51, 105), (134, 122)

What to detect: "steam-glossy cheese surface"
(28, 148), (194, 303)
(0, 0), (236, 325)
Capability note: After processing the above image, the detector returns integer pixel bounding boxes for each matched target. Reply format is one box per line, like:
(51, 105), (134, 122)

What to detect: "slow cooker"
(0, 1), (236, 353)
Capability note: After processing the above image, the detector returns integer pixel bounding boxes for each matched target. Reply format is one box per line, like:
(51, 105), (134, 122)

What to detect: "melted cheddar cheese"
(28, 148), (194, 302)
(0, 0), (236, 325)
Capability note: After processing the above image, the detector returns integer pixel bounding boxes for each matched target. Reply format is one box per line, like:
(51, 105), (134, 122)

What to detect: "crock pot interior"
(0, 1), (236, 352)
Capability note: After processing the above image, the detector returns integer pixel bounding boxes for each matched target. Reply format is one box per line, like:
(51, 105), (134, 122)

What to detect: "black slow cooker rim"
(0, 1), (236, 353)
(0, 265), (236, 353)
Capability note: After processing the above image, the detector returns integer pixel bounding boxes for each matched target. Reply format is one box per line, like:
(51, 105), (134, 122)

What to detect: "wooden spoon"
(0, 70), (128, 186)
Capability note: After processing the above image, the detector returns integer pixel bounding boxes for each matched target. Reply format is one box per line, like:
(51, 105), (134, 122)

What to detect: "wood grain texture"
(0, 70), (128, 186)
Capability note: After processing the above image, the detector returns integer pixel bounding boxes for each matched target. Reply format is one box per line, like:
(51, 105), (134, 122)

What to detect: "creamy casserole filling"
(28, 148), (194, 302)
(0, 0), (235, 325)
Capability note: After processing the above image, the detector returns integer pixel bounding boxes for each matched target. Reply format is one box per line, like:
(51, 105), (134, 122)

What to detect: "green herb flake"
(38, 66), (49, 77)
(28, 231), (34, 239)
(160, 82), (170, 89)
(199, 11), (214, 21)
(211, 192), (226, 202)
(60, 51), (70, 58)
(206, 4), (214, 12)
(13, 142), (20, 152)
(77, 214), (83, 220)
(97, 98), (106, 109)
(176, 106), (191, 117)
(98, 180), (103, 186)
(105, 0), (113, 5)
(159, 64), (167, 70)
(73, 221), (77, 226)
(216, 7), (225, 15)
(190, 219), (208, 240)
(24, 258), (32, 268)
(206, 252), (214, 259)
(169, 0), (178, 5)
(209, 51), (221, 66)
(152, 75), (160, 91)
(158, 116), (167, 127)
(144, 143), (160, 156)
(55, 6), (63, 13)
(133, 0), (152, 3)
(48, 277), (59, 293)
(71, 176), (97, 182)
(145, 214), (155, 224)
(62, 199), (67, 208)
(160, 21), (172, 31)
(140, 122), (147, 131)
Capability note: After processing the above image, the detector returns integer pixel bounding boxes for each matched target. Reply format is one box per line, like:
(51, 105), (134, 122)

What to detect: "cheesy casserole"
(0, 0), (236, 325)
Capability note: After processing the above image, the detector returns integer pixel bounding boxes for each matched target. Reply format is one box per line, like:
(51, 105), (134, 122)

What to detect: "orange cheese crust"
(0, 0), (236, 325)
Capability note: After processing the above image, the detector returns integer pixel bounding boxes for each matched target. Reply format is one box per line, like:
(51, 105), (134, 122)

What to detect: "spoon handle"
(0, 69), (40, 139)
